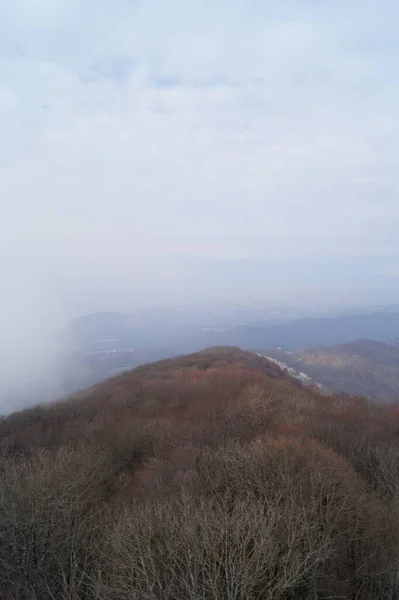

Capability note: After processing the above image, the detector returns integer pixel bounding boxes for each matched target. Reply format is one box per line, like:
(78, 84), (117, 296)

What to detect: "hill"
(209, 312), (399, 350)
(265, 339), (399, 401)
(59, 310), (399, 396)
(70, 309), (399, 353)
(2, 347), (399, 598)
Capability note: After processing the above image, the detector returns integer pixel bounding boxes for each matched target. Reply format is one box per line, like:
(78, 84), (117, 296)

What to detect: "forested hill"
(2, 346), (399, 599)
(265, 339), (399, 401)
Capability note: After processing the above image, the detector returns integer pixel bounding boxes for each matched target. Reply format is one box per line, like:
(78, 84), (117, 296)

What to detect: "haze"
(1, 1), (399, 410)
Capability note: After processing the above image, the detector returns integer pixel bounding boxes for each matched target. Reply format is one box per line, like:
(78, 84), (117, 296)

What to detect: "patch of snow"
(256, 353), (324, 390)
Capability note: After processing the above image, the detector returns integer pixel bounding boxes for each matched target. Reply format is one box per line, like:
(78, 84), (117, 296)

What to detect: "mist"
(2, 0), (399, 411)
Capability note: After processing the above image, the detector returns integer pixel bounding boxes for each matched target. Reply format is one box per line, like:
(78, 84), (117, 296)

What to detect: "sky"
(2, 0), (399, 321)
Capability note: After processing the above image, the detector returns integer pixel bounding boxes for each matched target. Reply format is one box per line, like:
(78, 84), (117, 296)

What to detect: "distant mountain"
(69, 312), (134, 345)
(70, 310), (399, 353)
(264, 339), (399, 401)
(205, 313), (399, 351)
(60, 310), (399, 397)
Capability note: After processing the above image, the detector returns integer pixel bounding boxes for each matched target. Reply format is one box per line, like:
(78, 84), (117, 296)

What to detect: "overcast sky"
(2, 0), (399, 317)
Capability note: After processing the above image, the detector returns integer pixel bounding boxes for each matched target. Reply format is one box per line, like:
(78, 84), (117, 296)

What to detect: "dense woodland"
(2, 347), (399, 599)
(267, 339), (399, 401)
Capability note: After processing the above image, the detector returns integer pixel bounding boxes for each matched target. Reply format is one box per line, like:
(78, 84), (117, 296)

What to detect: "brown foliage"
(1, 347), (399, 598)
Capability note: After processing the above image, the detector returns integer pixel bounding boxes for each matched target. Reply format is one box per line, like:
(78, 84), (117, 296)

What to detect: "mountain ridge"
(265, 338), (399, 401)
(3, 345), (399, 598)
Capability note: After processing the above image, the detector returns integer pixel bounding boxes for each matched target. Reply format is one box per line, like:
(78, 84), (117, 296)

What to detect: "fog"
(1, 0), (399, 411)
(0, 275), (68, 412)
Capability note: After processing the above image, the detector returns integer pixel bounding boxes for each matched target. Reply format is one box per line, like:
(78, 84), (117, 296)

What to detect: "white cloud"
(1, 0), (399, 315)
(2, 0), (399, 412)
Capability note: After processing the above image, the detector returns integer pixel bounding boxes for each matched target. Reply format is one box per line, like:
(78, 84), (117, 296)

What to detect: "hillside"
(0, 347), (291, 454)
(265, 339), (399, 401)
(57, 310), (399, 397)
(2, 347), (399, 598)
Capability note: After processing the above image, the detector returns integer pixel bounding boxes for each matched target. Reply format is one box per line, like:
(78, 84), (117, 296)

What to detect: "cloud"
(2, 0), (399, 411)
(1, 0), (399, 315)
